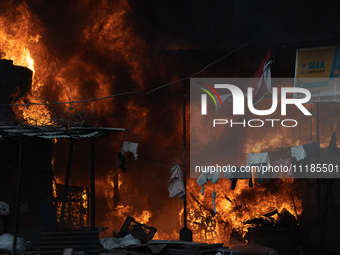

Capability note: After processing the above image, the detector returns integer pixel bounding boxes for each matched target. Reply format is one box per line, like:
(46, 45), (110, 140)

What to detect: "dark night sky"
(21, 0), (340, 53)
(121, 0), (337, 49)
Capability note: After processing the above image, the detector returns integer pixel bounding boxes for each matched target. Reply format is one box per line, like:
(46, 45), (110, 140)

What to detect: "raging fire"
(186, 177), (301, 245)
(0, 0), (154, 126)
(0, 0), (307, 247)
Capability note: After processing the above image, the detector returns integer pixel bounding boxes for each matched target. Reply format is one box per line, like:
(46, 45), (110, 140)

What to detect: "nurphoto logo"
(199, 84), (312, 128)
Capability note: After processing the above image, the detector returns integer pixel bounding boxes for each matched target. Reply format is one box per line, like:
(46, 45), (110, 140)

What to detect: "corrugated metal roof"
(0, 125), (127, 139)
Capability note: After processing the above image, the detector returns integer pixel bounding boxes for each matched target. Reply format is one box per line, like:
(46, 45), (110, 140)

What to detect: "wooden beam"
(113, 173), (119, 208)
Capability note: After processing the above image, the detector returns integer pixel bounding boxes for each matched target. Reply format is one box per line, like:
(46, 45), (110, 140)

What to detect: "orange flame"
(186, 178), (301, 245)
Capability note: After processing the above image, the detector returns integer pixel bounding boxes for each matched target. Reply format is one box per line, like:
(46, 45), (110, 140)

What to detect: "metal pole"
(59, 138), (74, 227)
(179, 58), (192, 241)
(90, 137), (96, 231)
(183, 59), (187, 230)
(316, 103), (320, 142)
(12, 138), (23, 255)
(316, 103), (321, 224)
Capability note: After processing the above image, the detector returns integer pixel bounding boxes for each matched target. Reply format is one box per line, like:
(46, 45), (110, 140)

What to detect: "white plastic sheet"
(0, 233), (30, 254)
(100, 234), (140, 250)
(0, 201), (9, 216)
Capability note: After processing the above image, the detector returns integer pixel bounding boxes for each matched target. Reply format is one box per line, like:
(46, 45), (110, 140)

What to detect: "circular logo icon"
(301, 63), (306, 69)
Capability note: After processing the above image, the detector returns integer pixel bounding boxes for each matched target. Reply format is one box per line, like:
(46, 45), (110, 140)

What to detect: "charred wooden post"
(59, 138), (74, 227)
(12, 138), (23, 255)
(90, 137), (96, 231)
(113, 173), (119, 208)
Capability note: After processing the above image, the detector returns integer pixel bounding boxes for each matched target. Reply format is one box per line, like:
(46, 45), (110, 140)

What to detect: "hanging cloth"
(303, 141), (320, 157)
(168, 165), (186, 201)
(196, 170), (220, 195)
(246, 152), (270, 167)
(246, 152), (270, 184)
(196, 170), (220, 213)
(271, 158), (292, 178)
(291, 145), (307, 161)
(121, 141), (138, 160)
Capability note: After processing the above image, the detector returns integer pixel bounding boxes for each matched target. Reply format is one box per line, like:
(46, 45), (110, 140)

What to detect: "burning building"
(0, 0), (340, 254)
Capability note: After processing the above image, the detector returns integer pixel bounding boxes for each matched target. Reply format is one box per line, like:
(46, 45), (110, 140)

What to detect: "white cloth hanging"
(291, 145), (307, 161)
(168, 165), (186, 201)
(121, 141), (138, 160)
(196, 170), (220, 195)
(196, 171), (220, 213)
(196, 173), (208, 195)
(246, 152), (270, 167)
(223, 165), (234, 179)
